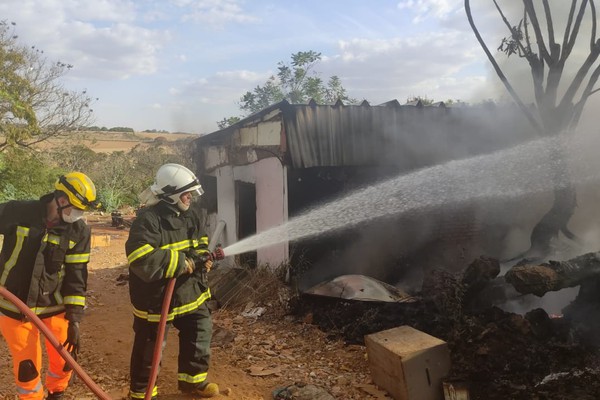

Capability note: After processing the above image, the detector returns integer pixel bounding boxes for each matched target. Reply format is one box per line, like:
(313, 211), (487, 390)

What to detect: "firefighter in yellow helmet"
(0, 172), (99, 400)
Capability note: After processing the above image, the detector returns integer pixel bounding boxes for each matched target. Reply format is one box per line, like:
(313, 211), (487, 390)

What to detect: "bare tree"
(0, 21), (95, 152)
(465, 0), (600, 259)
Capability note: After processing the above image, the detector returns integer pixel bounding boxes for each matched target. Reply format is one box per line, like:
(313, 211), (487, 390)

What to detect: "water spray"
(221, 134), (600, 258)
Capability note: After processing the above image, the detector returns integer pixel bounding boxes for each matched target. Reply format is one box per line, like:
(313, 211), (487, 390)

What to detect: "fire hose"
(0, 285), (112, 400)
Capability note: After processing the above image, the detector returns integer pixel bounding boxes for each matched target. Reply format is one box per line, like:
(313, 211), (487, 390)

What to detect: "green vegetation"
(87, 126), (135, 133)
(0, 148), (62, 202)
(0, 140), (192, 211)
(218, 50), (358, 128)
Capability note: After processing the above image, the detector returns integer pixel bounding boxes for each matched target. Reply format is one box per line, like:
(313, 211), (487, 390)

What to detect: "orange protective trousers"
(0, 313), (72, 400)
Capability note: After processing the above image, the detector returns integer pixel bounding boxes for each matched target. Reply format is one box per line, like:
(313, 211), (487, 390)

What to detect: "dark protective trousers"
(129, 305), (212, 399)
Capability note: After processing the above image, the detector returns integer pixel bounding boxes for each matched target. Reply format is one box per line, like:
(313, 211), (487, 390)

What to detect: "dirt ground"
(0, 215), (384, 400)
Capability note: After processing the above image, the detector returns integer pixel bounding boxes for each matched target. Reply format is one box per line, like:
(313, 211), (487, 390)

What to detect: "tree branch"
(465, 0), (543, 134)
(570, 63), (600, 127)
(559, 39), (600, 109)
(589, 87), (600, 95)
(523, 0), (552, 63)
(564, 0), (589, 60)
(591, 0), (597, 50)
(562, 0), (578, 55)
(542, 0), (559, 61)
(492, 0), (530, 57)
(524, 8), (534, 56)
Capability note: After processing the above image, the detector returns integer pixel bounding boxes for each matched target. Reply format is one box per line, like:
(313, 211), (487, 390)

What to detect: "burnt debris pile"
(296, 255), (600, 400)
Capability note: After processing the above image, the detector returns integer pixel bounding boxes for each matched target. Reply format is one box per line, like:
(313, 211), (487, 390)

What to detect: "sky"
(0, 0), (551, 134)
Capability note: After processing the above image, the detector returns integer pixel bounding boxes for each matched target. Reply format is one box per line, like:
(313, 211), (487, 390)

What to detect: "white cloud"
(397, 0), (462, 22)
(324, 31), (483, 103)
(173, 0), (260, 27)
(65, 23), (168, 79)
(174, 69), (268, 105)
(0, 0), (168, 80)
(64, 0), (137, 22)
(215, 70), (265, 82)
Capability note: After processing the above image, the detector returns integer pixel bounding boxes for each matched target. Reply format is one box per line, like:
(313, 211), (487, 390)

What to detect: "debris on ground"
(296, 256), (600, 399)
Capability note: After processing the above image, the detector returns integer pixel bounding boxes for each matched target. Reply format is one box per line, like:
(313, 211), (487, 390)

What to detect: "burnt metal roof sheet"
(198, 99), (534, 170)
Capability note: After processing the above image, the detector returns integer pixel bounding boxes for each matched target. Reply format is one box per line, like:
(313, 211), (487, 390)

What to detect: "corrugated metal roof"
(282, 101), (535, 169)
(197, 99), (536, 171)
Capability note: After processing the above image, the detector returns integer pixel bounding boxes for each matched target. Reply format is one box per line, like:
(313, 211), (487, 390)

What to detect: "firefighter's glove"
(204, 259), (214, 272)
(184, 257), (195, 274)
(64, 321), (80, 355)
(213, 246), (225, 261)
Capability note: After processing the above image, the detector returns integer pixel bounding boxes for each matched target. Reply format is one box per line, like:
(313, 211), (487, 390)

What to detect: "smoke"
(287, 3), (600, 320)
(472, 1), (599, 105)
(469, 1), (600, 257)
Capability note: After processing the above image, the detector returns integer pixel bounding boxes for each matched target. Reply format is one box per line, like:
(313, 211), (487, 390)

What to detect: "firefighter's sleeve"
(188, 208), (211, 259)
(126, 213), (186, 282)
(62, 226), (91, 323)
(191, 234), (210, 259)
(0, 201), (18, 234)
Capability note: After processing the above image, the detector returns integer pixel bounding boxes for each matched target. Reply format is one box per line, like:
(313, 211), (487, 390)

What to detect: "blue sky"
(1, 1), (516, 134)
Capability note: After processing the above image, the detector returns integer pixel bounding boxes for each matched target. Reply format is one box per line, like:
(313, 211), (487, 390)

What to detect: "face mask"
(62, 207), (85, 223)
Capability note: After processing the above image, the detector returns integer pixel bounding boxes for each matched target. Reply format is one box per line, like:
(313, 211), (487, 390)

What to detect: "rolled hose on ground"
(0, 286), (111, 400)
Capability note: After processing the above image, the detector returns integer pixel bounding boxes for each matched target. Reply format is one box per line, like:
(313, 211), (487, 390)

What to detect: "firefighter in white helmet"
(125, 163), (224, 399)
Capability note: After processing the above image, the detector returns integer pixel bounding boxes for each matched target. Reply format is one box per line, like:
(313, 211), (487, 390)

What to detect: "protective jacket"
(0, 193), (90, 322)
(126, 202), (211, 323)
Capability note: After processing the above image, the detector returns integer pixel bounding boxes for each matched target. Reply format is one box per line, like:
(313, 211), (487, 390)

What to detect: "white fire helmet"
(150, 163), (204, 211)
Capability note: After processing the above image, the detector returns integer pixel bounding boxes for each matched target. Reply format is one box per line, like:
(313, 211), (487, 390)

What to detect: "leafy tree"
(407, 95), (435, 105)
(219, 51), (357, 127)
(0, 148), (62, 201)
(108, 126), (134, 132)
(49, 144), (102, 172)
(216, 116), (241, 129)
(465, 0), (600, 258)
(0, 21), (94, 152)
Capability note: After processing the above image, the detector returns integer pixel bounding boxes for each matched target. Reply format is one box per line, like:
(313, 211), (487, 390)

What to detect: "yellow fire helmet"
(54, 172), (100, 211)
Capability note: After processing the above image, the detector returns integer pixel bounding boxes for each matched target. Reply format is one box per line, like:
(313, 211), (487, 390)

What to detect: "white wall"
(255, 157), (288, 267)
(216, 165), (236, 267)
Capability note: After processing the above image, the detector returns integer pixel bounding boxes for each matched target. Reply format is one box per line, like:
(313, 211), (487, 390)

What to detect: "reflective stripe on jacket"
(0, 193), (91, 321)
(126, 202), (210, 322)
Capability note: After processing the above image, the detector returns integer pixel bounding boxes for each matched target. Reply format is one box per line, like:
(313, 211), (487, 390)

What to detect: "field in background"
(39, 131), (199, 153)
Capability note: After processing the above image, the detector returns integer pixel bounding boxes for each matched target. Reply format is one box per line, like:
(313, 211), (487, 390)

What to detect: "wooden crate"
(365, 325), (451, 400)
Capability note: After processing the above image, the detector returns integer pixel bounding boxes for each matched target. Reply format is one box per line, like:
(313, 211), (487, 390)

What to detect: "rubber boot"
(179, 381), (219, 398)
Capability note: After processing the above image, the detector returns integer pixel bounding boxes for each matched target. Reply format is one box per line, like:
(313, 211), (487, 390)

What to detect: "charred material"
(110, 211), (133, 229)
(294, 255), (600, 400)
(505, 252), (600, 296)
